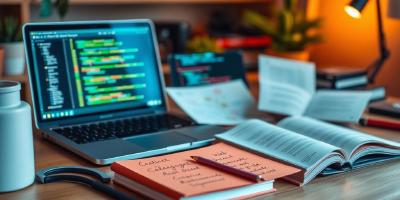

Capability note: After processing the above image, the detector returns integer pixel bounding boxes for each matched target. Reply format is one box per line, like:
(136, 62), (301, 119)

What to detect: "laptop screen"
(168, 51), (247, 87)
(24, 21), (165, 123)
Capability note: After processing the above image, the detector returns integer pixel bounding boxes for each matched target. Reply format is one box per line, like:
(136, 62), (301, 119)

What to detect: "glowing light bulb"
(345, 5), (362, 18)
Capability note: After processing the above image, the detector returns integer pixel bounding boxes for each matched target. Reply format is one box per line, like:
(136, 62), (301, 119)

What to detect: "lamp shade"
(345, 0), (369, 18)
(388, 0), (400, 19)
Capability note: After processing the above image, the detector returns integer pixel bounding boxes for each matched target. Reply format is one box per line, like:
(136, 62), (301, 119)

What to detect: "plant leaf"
(0, 20), (3, 42)
(4, 17), (19, 42)
(187, 36), (222, 53)
(56, 0), (69, 19)
(285, 0), (298, 11)
(295, 18), (322, 33)
(40, 0), (52, 18)
(277, 10), (294, 35)
(242, 10), (276, 37)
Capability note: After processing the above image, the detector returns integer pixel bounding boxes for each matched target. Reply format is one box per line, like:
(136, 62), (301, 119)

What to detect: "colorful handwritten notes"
(112, 143), (301, 197)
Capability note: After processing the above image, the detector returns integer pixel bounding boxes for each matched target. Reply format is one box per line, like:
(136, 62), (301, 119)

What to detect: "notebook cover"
(111, 143), (301, 199)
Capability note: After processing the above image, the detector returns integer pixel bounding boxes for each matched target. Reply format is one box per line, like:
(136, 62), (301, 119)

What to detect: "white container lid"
(0, 81), (21, 94)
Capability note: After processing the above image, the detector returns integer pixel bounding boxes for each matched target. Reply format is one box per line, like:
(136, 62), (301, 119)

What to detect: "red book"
(360, 117), (400, 130)
(216, 36), (272, 49)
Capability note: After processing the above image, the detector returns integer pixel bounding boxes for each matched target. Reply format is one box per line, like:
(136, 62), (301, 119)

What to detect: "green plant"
(0, 16), (22, 43)
(187, 35), (223, 53)
(243, 0), (322, 52)
(40, 0), (70, 19)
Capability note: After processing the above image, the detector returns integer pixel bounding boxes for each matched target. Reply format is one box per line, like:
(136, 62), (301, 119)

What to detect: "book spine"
(317, 72), (367, 81)
(369, 106), (400, 118)
(111, 162), (183, 200)
(216, 36), (271, 49)
(316, 80), (333, 88)
(334, 76), (368, 89)
(317, 77), (368, 89)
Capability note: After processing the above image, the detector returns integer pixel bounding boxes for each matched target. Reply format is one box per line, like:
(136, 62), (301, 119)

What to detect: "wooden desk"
(1, 73), (400, 200)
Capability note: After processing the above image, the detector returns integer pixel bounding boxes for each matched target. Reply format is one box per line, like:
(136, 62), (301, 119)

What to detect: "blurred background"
(0, 0), (399, 100)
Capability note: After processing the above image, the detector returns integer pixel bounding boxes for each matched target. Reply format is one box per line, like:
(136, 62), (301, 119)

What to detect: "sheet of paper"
(167, 80), (256, 125)
(304, 90), (371, 123)
(114, 143), (301, 197)
(258, 55), (316, 115)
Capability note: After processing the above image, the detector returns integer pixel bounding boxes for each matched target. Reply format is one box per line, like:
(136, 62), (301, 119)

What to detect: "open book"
(216, 116), (400, 185)
(258, 55), (371, 123)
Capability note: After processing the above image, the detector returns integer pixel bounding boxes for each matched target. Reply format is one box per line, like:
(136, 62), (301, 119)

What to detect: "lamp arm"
(368, 0), (390, 84)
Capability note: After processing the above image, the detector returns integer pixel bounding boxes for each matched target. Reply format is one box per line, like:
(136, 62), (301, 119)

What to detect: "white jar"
(0, 81), (35, 192)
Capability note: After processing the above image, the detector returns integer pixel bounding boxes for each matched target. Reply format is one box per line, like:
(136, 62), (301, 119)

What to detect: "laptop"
(23, 19), (225, 165)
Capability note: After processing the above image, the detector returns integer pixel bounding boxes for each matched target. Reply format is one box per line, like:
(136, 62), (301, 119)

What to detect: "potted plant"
(0, 16), (25, 76)
(187, 35), (223, 53)
(243, 0), (322, 61)
(40, 0), (70, 19)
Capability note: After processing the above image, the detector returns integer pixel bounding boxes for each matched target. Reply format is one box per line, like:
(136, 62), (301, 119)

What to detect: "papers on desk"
(167, 80), (256, 125)
(258, 55), (371, 123)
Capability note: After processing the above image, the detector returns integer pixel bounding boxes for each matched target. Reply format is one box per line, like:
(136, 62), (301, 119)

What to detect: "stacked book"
(215, 35), (272, 69)
(317, 67), (386, 102)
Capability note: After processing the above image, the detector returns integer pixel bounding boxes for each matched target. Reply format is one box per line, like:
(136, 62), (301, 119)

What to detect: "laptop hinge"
(155, 110), (166, 114)
(55, 110), (167, 129)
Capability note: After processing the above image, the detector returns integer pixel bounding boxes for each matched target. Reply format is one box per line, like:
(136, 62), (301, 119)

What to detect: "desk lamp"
(344, 0), (389, 84)
(346, 0), (400, 118)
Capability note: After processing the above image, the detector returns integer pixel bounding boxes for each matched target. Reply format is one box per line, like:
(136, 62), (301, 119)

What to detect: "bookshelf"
(31, 0), (272, 5)
(0, 0), (25, 5)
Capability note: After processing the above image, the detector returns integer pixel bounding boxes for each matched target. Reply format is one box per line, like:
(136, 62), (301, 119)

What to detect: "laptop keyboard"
(52, 114), (195, 144)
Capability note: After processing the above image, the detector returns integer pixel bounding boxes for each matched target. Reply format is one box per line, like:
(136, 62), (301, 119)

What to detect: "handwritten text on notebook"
(117, 143), (301, 196)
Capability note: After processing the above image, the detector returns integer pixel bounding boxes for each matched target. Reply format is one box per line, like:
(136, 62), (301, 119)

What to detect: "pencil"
(190, 156), (264, 182)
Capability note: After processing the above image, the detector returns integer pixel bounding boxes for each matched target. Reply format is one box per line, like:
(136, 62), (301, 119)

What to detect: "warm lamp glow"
(345, 5), (362, 18)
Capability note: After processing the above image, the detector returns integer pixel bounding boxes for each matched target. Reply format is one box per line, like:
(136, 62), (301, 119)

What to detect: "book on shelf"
(317, 67), (368, 89)
(317, 67), (367, 80)
(312, 56), (383, 97)
(215, 35), (272, 69)
(215, 36), (271, 49)
(216, 117), (400, 185)
(111, 143), (301, 200)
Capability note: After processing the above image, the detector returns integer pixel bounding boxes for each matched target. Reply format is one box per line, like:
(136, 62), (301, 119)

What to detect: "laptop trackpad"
(124, 131), (196, 149)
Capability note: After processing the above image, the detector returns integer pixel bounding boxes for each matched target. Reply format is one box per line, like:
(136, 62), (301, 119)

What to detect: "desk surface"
(1, 73), (400, 200)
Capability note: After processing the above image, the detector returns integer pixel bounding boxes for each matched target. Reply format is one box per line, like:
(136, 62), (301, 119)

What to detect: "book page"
(258, 55), (315, 116)
(112, 143), (300, 198)
(304, 90), (371, 123)
(277, 116), (400, 160)
(216, 119), (340, 170)
(167, 80), (256, 125)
